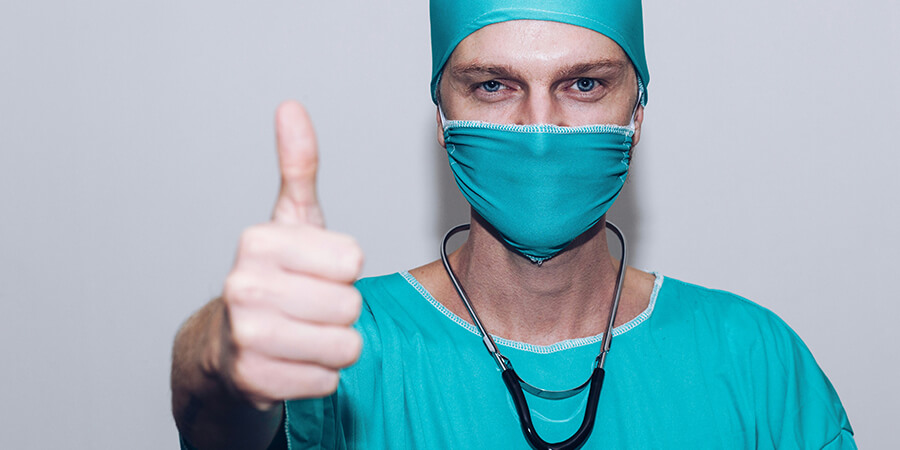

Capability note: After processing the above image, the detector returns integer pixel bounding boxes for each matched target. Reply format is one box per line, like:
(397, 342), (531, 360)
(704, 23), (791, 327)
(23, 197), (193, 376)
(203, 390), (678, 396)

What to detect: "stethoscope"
(440, 221), (627, 450)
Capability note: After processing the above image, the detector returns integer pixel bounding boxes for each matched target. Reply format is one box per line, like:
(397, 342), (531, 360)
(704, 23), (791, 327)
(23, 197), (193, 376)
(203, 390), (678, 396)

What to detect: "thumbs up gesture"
(220, 101), (364, 409)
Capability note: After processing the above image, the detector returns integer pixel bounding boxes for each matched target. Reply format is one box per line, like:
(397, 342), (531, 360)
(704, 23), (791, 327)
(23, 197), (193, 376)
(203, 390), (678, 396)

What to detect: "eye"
(480, 80), (504, 92)
(574, 78), (597, 92)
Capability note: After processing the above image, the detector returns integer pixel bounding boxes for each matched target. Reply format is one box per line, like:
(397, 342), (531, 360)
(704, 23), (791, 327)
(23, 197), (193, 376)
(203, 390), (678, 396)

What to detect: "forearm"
(171, 298), (283, 450)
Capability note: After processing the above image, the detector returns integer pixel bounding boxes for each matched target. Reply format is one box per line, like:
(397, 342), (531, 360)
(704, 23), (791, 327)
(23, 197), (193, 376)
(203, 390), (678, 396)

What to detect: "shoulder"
(354, 272), (410, 301)
(652, 275), (823, 379)
(656, 275), (769, 314)
(353, 271), (426, 316)
(654, 276), (854, 445)
(351, 271), (449, 340)
(655, 275), (796, 339)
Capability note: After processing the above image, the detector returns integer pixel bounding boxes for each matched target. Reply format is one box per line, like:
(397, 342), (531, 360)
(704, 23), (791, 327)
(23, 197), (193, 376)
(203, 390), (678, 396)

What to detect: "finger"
(272, 100), (325, 227)
(271, 276), (363, 326)
(236, 224), (364, 283)
(231, 352), (342, 403)
(224, 269), (362, 326)
(230, 310), (363, 369)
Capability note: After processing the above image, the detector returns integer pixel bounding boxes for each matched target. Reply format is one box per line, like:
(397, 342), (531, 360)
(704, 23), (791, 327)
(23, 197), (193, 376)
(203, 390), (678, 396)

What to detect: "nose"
(513, 92), (567, 126)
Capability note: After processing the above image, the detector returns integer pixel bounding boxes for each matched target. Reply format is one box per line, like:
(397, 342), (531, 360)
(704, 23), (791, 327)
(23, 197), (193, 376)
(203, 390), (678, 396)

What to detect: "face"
(437, 20), (643, 147)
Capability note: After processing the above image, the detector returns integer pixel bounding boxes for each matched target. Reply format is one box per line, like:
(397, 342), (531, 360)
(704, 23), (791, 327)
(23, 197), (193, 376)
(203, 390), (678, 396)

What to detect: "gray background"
(1, 0), (896, 448)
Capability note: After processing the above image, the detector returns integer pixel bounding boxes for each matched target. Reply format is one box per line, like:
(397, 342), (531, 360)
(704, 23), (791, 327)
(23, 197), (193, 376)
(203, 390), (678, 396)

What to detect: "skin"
(171, 19), (654, 449)
(171, 103), (365, 449)
(436, 21), (643, 128)
(413, 20), (654, 344)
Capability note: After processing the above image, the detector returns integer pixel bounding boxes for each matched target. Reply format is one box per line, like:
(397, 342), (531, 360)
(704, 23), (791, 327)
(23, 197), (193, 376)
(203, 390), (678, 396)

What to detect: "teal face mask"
(443, 118), (634, 262)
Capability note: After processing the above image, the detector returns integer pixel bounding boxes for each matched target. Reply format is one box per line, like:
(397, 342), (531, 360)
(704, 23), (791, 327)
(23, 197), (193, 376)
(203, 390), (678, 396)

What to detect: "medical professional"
(171, 1), (855, 448)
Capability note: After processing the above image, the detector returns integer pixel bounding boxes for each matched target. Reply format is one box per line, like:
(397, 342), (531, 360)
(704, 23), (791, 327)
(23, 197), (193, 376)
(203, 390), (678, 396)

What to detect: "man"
(172, 1), (855, 448)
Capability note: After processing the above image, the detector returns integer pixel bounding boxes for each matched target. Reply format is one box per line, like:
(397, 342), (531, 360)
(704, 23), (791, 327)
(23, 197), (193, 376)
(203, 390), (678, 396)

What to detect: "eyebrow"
(557, 59), (628, 80)
(448, 59), (629, 81)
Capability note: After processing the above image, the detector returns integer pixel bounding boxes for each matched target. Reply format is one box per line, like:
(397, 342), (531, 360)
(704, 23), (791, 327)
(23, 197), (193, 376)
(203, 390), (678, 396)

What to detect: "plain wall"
(0, 1), (896, 448)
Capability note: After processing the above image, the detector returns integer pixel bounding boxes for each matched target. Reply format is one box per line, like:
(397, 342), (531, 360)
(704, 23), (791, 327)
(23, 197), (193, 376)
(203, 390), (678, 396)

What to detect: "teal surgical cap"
(429, 0), (649, 106)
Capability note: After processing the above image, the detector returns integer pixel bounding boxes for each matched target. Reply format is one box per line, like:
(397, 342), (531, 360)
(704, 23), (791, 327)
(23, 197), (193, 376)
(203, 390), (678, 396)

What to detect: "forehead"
(446, 20), (630, 72)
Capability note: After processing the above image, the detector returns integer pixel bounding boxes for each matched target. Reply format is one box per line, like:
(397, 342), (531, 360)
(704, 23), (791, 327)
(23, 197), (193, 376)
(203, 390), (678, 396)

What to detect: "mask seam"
(443, 121), (635, 136)
(619, 150), (631, 182)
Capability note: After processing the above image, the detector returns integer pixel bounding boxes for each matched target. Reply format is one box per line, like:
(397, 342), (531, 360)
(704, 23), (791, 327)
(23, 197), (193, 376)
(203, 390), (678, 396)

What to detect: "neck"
(446, 214), (622, 345)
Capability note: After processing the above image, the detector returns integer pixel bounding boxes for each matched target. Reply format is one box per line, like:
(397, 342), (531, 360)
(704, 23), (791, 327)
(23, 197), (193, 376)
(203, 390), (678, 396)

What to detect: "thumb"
(271, 100), (325, 227)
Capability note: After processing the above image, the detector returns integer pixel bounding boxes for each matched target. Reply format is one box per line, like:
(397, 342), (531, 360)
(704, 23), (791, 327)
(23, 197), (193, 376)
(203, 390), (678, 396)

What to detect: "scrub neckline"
(399, 270), (664, 354)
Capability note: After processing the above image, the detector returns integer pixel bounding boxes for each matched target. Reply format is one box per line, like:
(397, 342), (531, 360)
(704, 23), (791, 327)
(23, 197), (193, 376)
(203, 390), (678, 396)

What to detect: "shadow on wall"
(427, 114), (646, 262)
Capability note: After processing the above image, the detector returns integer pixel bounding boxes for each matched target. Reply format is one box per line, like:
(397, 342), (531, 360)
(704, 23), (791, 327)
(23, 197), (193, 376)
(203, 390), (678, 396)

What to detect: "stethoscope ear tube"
(502, 367), (606, 450)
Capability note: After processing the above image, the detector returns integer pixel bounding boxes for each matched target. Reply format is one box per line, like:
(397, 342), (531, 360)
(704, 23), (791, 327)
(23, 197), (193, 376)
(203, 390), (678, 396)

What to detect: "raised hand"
(219, 101), (364, 409)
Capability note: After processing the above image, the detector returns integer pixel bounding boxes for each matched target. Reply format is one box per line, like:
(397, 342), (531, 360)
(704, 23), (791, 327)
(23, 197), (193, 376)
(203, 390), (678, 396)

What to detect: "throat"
(463, 262), (618, 345)
(442, 230), (623, 346)
(410, 220), (653, 347)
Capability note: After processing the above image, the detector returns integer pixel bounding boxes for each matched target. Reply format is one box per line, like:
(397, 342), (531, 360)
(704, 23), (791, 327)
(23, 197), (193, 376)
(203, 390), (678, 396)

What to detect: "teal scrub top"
(280, 272), (854, 449)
